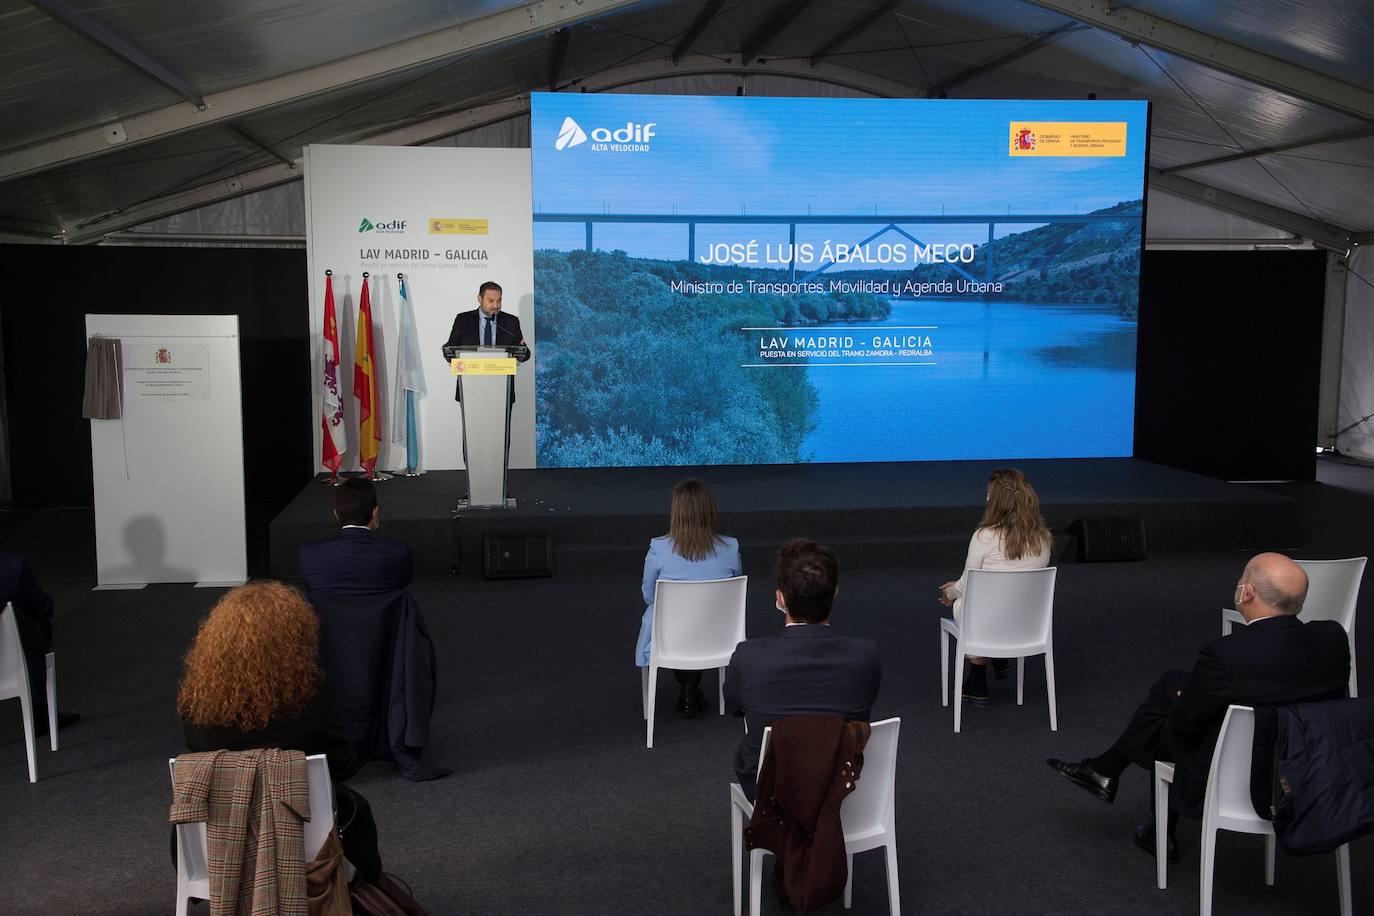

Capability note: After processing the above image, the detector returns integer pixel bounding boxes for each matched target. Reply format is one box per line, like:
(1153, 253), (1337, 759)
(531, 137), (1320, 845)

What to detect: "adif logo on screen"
(555, 117), (588, 150)
(555, 116), (656, 152)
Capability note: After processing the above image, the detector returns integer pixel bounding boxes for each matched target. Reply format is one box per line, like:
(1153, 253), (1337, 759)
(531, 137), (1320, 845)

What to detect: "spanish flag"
(354, 274), (381, 476)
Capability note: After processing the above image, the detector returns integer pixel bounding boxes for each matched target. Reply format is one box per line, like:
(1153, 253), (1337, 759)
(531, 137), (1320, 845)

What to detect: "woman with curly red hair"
(178, 580), (380, 878)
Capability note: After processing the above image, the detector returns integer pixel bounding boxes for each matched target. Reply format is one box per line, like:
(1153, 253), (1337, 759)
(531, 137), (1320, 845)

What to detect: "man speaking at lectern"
(442, 281), (530, 400)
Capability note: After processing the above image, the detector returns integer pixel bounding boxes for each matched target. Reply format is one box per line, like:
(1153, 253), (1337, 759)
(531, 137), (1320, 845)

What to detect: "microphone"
(491, 315), (530, 361)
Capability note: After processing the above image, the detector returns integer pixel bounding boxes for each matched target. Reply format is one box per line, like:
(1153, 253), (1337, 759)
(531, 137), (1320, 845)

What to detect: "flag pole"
(356, 272), (392, 482)
(389, 271), (425, 477)
(318, 269), (344, 485)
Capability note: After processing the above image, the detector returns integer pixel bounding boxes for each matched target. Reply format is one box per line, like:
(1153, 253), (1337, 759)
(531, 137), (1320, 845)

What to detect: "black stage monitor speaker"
(1070, 516), (1147, 562)
(483, 533), (554, 579)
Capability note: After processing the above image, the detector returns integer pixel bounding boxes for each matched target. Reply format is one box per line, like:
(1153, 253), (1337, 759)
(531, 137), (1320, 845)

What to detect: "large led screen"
(530, 94), (1148, 467)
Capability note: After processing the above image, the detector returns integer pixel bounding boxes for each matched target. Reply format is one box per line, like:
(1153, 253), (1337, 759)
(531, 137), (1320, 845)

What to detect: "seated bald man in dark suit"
(1048, 552), (1350, 861)
(725, 538), (882, 801)
(299, 478), (412, 595)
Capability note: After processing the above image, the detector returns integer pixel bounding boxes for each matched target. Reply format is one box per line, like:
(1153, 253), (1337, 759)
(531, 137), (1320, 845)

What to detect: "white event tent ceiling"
(1, 0), (1372, 249)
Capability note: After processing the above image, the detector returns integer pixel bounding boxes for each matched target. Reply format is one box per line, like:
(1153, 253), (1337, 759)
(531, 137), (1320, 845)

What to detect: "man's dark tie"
(484, 316), (494, 346)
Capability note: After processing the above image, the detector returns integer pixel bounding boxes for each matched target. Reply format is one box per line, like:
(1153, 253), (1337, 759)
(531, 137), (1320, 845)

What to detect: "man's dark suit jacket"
(1147, 615), (1349, 817)
(306, 589), (444, 781)
(441, 309), (529, 401)
(724, 624), (882, 798)
(298, 527), (413, 595)
(0, 550), (54, 704)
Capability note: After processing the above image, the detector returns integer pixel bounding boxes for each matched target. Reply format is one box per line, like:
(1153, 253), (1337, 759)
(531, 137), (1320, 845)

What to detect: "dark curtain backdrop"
(0, 245), (1330, 508)
(0, 245), (310, 509)
(1134, 249), (1326, 482)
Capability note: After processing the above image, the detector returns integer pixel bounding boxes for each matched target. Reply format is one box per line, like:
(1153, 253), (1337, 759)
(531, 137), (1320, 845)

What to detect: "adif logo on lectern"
(555, 116), (656, 152)
(555, 117), (588, 150)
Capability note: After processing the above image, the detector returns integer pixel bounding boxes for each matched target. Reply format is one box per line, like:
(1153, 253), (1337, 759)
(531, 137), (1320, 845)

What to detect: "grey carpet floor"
(1, 470), (1372, 914)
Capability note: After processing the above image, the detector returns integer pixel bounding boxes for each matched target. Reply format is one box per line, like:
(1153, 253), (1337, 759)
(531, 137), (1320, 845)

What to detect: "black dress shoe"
(1046, 757), (1118, 803)
(1134, 823), (1179, 862)
(34, 710), (79, 737)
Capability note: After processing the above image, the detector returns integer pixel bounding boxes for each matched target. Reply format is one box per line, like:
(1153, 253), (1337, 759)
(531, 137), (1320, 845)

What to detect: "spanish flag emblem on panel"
(354, 274), (381, 476)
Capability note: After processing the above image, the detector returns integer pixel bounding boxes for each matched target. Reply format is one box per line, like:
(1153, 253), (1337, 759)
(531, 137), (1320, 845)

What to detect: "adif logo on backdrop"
(555, 116), (656, 152)
(358, 217), (407, 234)
(555, 117), (588, 150)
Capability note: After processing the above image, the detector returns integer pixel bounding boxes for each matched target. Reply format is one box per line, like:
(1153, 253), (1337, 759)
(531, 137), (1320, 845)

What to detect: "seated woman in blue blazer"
(636, 478), (741, 718)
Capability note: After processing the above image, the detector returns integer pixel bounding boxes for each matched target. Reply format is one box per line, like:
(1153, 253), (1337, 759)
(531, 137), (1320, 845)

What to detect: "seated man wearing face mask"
(724, 538), (883, 801)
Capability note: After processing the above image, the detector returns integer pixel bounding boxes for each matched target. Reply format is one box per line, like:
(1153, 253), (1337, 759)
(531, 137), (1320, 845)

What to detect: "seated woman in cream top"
(939, 468), (1052, 705)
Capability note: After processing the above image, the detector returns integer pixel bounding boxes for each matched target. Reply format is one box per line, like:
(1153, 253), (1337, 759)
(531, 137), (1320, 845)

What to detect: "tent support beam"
(547, 28), (571, 88)
(1157, 125), (1374, 175)
(926, 23), (1085, 97)
(0, 0), (644, 183)
(741, 0), (813, 66)
(807, 1), (897, 66)
(225, 125), (295, 169)
(1150, 170), (1353, 251)
(28, 0), (205, 107)
(1022, 1), (1374, 123)
(672, 0), (725, 64)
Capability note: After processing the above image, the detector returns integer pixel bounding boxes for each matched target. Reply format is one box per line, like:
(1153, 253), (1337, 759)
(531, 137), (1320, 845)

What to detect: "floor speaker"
(483, 533), (554, 579)
(1069, 516), (1147, 562)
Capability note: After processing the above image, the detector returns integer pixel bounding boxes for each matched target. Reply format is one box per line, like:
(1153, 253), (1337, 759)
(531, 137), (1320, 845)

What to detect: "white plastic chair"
(1221, 557), (1365, 698)
(1152, 706), (1351, 915)
(730, 717), (901, 916)
(939, 567), (1058, 733)
(641, 575), (747, 748)
(0, 602), (57, 782)
(170, 752), (335, 916)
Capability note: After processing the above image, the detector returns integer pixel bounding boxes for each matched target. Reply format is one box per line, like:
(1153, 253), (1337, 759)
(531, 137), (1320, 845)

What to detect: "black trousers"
(13, 613), (52, 714)
(1112, 669), (1189, 834)
(672, 670), (702, 686)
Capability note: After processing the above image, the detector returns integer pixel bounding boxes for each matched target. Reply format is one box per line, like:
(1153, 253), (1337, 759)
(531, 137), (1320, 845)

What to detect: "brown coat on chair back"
(744, 715), (871, 913)
(170, 748), (312, 915)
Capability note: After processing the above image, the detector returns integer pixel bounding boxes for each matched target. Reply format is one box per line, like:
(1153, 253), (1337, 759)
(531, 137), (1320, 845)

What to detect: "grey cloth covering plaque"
(81, 336), (123, 419)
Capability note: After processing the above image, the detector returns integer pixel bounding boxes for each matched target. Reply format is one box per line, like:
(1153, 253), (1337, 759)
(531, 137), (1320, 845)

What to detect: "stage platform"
(269, 458), (1300, 579)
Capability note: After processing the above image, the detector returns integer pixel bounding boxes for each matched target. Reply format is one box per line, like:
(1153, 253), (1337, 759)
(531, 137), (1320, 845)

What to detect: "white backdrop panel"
(86, 314), (246, 586)
(304, 144), (535, 473)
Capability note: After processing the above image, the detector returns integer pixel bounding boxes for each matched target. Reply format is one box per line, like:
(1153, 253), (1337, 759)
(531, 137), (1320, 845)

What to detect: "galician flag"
(391, 274), (426, 471)
(320, 273), (345, 476)
(354, 275), (381, 476)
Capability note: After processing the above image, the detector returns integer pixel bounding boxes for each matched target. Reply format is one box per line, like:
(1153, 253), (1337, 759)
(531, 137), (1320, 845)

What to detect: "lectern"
(442, 344), (527, 509)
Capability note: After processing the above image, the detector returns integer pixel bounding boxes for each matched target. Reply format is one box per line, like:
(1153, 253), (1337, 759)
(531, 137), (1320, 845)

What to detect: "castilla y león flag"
(354, 275), (381, 476)
(320, 273), (345, 475)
